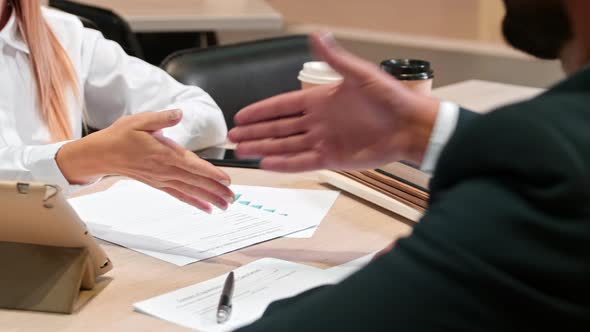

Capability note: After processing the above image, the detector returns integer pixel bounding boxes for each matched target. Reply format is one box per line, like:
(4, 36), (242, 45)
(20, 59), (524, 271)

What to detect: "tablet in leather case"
(0, 181), (112, 313)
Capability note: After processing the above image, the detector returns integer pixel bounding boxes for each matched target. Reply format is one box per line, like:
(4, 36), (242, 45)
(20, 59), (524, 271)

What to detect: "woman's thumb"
(132, 109), (183, 131)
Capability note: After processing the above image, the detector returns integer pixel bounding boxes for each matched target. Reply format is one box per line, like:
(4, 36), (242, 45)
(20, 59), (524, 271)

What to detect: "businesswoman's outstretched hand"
(229, 33), (440, 172)
(56, 110), (234, 213)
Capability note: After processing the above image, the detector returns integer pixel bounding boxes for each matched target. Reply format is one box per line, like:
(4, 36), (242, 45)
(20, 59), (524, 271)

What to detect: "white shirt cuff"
(24, 141), (96, 195)
(420, 101), (460, 173)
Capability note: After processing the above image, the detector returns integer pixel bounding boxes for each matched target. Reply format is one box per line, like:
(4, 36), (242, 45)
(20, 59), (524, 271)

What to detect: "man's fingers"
(236, 134), (314, 158)
(310, 32), (381, 84)
(232, 90), (307, 127)
(160, 187), (212, 213)
(129, 109), (183, 131)
(260, 150), (325, 173)
(228, 115), (306, 143)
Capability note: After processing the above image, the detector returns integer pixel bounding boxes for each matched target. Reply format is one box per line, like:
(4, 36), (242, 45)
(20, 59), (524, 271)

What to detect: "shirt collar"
(0, 9), (30, 54)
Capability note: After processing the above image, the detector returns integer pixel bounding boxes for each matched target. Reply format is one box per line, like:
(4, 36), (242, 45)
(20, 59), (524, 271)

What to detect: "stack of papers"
(69, 181), (339, 266)
(134, 254), (375, 331)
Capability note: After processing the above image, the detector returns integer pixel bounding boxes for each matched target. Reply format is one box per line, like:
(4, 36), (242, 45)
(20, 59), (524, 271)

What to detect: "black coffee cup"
(380, 59), (434, 94)
(380, 59), (434, 80)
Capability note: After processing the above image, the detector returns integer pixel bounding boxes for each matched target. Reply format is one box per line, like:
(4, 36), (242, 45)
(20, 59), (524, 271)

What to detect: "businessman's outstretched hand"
(228, 32), (440, 172)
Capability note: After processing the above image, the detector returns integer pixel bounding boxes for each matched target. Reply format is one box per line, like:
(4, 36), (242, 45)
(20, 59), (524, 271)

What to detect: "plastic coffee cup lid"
(298, 61), (343, 85)
(380, 59), (434, 81)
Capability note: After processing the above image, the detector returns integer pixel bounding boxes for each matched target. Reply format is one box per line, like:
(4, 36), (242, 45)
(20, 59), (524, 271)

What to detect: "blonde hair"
(12, 0), (78, 142)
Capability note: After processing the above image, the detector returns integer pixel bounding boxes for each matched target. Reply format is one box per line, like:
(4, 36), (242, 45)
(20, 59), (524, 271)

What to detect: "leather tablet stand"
(0, 181), (112, 314)
(0, 242), (93, 313)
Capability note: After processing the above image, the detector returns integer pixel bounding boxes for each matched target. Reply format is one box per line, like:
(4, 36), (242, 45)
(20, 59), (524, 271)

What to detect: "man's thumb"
(133, 109), (183, 131)
(310, 32), (379, 83)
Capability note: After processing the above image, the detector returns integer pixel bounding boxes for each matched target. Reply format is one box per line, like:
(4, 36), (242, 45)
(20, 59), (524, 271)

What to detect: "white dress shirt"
(421, 101), (460, 173)
(0, 8), (226, 192)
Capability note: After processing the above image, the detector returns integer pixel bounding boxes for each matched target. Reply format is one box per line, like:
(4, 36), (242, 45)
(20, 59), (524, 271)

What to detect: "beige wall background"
(267, 0), (505, 43)
(220, 0), (564, 88)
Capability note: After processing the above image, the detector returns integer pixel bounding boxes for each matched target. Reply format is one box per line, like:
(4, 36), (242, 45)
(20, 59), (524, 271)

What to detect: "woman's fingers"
(128, 172), (215, 213)
(134, 167), (233, 212)
(149, 132), (231, 187)
(164, 180), (230, 211)
(152, 130), (186, 155)
(166, 166), (235, 204)
(150, 137), (234, 210)
(107, 111), (236, 213)
(130, 155), (234, 211)
(160, 187), (213, 213)
(172, 151), (232, 186)
(129, 109), (183, 131)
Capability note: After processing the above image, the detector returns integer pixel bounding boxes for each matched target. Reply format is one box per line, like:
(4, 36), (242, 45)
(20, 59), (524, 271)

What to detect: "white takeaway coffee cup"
(298, 61), (343, 89)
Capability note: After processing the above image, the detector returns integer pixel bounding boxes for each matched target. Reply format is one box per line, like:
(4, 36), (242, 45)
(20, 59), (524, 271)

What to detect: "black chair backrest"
(76, 15), (99, 30)
(49, 0), (144, 59)
(161, 35), (313, 129)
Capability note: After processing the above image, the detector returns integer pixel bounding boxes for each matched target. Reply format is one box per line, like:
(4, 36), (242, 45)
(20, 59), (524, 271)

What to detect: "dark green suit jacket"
(237, 68), (590, 331)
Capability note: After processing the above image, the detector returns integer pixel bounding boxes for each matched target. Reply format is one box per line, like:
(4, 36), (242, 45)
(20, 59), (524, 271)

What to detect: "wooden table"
(0, 80), (544, 331)
(75, 0), (283, 33)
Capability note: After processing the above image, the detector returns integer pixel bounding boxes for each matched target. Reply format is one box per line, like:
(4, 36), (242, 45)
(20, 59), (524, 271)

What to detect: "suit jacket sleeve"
(457, 107), (479, 130)
(236, 101), (590, 332)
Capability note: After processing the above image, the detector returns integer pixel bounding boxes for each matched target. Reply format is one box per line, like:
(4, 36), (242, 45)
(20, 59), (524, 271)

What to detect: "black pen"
(217, 271), (234, 324)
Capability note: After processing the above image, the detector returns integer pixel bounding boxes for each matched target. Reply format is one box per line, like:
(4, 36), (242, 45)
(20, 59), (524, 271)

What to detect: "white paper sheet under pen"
(230, 185), (339, 238)
(68, 181), (324, 266)
(134, 255), (374, 332)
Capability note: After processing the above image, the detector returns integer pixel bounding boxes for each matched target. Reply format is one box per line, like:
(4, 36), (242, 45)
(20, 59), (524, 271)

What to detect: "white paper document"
(134, 255), (374, 332)
(230, 185), (339, 238)
(69, 181), (338, 265)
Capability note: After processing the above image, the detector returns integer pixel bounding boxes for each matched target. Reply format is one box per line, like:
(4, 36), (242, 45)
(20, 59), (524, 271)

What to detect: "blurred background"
(224, 0), (563, 88)
(45, 0), (564, 88)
